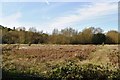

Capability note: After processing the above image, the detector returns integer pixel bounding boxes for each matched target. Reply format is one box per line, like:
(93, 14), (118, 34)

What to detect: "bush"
(2, 60), (120, 80)
(48, 61), (120, 80)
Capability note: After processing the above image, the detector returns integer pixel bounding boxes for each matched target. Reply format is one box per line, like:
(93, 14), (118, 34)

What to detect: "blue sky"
(1, 1), (118, 33)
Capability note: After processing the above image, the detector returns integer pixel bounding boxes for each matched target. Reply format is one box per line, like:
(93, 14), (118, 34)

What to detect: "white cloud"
(0, 11), (53, 33)
(48, 3), (117, 29)
(1, 2), (117, 33)
(0, 12), (22, 28)
(45, 0), (50, 5)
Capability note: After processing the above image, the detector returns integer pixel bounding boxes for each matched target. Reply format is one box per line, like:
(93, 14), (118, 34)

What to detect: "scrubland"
(2, 44), (120, 80)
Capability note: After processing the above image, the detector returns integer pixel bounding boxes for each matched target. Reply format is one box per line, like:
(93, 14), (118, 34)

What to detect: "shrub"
(48, 61), (120, 80)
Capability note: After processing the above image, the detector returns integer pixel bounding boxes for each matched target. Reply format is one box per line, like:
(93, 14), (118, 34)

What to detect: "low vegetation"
(1, 25), (120, 79)
(2, 44), (120, 80)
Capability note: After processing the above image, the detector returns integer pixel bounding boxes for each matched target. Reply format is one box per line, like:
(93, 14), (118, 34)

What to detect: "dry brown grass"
(2, 44), (119, 72)
(9, 45), (96, 62)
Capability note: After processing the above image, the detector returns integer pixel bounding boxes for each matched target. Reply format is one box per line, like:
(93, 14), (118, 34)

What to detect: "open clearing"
(3, 44), (119, 68)
(2, 44), (120, 79)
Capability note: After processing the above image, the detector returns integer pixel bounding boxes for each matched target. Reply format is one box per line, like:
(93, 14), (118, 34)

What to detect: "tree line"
(0, 25), (120, 44)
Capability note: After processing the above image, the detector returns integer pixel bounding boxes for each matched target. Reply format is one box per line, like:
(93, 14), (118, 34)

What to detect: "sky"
(0, 1), (119, 33)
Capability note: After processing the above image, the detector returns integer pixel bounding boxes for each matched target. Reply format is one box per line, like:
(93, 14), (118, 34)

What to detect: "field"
(2, 44), (120, 80)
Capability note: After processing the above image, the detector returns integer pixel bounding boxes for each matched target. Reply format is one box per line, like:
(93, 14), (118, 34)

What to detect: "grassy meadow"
(2, 44), (120, 80)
